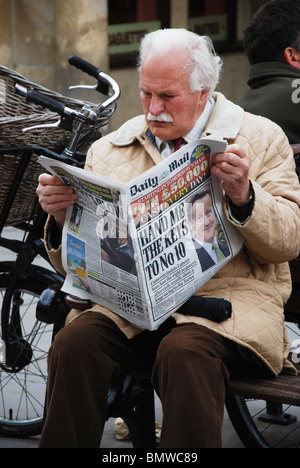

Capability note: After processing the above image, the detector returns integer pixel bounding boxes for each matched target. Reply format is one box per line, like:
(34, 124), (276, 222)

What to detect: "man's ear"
(200, 87), (210, 101)
(283, 47), (300, 69)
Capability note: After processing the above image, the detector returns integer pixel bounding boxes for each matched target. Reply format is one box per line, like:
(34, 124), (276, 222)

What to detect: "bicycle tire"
(0, 261), (62, 438)
(226, 394), (300, 448)
(225, 395), (269, 448)
(225, 322), (300, 448)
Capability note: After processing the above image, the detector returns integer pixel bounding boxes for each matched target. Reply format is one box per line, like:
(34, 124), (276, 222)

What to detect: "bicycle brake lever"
(69, 84), (98, 91)
(69, 81), (110, 96)
(22, 119), (62, 132)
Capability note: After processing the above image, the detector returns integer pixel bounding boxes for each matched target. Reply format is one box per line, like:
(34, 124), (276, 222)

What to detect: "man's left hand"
(211, 144), (251, 206)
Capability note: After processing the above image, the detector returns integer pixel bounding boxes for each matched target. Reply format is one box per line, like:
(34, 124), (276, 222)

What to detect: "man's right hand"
(36, 174), (77, 230)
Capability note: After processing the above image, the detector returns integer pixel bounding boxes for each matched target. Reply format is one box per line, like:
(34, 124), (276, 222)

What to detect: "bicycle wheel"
(0, 261), (62, 437)
(226, 322), (300, 448)
(226, 395), (300, 448)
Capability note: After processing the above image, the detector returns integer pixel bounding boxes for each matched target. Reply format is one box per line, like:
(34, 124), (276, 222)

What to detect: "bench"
(227, 363), (300, 406)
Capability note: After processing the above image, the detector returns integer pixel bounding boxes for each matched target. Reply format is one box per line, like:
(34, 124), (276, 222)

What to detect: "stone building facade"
(0, 0), (267, 132)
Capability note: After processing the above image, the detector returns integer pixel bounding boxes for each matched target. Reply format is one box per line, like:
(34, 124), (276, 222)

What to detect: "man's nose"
(149, 97), (164, 115)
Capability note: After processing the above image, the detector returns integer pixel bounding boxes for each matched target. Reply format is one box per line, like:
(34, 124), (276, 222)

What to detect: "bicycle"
(0, 57), (120, 437)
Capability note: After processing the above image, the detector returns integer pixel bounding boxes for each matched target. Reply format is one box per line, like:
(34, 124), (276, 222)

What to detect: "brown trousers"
(39, 312), (247, 448)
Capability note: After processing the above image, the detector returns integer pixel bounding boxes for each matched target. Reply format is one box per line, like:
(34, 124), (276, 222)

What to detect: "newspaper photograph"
(38, 136), (243, 330)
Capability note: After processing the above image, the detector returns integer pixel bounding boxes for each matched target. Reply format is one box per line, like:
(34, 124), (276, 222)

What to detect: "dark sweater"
(238, 61), (300, 145)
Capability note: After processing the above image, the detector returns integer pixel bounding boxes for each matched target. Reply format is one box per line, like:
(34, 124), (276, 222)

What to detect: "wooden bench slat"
(228, 373), (300, 406)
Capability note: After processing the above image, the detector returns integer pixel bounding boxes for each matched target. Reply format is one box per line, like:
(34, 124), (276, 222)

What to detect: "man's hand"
(36, 174), (77, 230)
(211, 144), (251, 206)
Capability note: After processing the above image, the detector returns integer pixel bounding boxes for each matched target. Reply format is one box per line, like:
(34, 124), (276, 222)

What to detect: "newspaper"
(38, 136), (243, 330)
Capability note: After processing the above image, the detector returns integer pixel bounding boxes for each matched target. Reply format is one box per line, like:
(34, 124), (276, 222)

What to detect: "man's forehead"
(139, 78), (185, 93)
(140, 50), (189, 75)
(139, 64), (189, 92)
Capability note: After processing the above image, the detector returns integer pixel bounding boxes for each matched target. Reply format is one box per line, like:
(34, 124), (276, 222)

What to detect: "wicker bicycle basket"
(0, 64), (93, 226)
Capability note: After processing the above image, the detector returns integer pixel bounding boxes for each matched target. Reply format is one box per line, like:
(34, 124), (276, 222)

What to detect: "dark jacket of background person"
(238, 61), (300, 145)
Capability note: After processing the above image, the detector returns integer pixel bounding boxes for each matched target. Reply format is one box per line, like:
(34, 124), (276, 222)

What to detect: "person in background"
(238, 0), (300, 146)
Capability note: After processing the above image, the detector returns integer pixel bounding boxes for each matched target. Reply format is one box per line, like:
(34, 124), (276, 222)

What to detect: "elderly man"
(37, 28), (300, 448)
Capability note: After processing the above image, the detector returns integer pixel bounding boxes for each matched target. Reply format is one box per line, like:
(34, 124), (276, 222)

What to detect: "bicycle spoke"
(0, 275), (53, 435)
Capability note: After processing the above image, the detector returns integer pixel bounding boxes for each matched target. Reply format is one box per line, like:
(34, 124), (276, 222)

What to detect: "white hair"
(137, 28), (222, 95)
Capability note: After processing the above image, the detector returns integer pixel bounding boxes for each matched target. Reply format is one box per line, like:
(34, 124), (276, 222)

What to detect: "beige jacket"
(46, 93), (300, 376)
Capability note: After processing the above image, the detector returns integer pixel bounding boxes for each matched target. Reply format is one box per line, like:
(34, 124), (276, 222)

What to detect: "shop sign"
(108, 21), (161, 55)
(189, 14), (227, 41)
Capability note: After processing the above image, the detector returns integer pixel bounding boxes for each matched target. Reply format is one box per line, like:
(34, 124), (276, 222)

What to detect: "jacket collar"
(110, 115), (147, 146)
(110, 92), (244, 146)
(203, 92), (244, 140)
(247, 61), (300, 87)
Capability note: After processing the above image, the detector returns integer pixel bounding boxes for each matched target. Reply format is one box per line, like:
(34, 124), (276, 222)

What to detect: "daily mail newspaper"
(38, 136), (243, 330)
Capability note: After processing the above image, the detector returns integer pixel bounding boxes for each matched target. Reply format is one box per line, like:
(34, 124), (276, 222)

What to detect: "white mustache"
(147, 112), (173, 123)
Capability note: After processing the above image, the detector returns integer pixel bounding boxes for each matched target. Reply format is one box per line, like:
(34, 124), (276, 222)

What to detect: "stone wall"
(1, 0), (57, 89)
(0, 0), (108, 99)
(0, 0), (252, 132)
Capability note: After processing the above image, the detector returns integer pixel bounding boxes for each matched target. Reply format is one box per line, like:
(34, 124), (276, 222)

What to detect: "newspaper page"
(38, 136), (243, 330)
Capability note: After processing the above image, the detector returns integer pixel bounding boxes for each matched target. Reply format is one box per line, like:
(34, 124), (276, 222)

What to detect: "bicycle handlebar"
(16, 85), (68, 116)
(69, 55), (102, 79)
(15, 56), (120, 126)
(13, 56), (121, 159)
(69, 55), (121, 109)
(69, 55), (110, 96)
